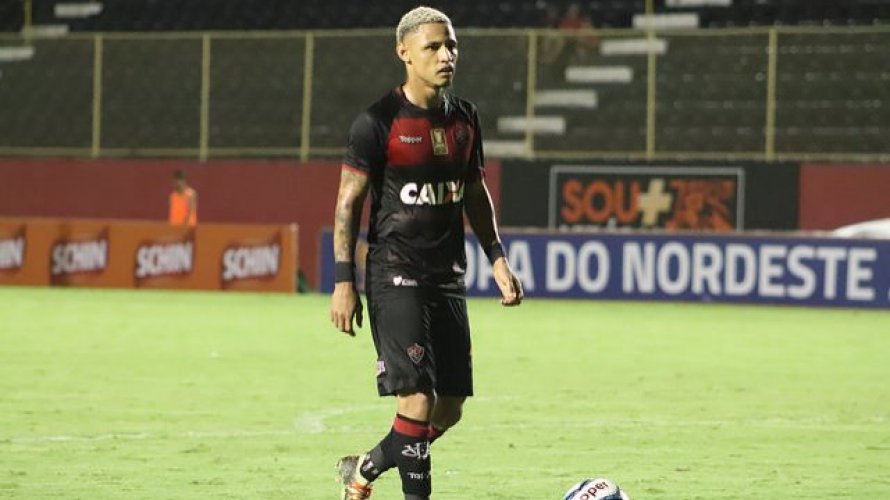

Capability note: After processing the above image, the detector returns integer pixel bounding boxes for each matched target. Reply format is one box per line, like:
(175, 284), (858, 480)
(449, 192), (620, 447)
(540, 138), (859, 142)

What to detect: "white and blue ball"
(563, 478), (631, 500)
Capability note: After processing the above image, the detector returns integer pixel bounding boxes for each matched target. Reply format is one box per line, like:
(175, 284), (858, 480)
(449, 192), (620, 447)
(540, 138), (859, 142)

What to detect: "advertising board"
(549, 166), (744, 231)
(0, 218), (298, 292)
(319, 229), (890, 309)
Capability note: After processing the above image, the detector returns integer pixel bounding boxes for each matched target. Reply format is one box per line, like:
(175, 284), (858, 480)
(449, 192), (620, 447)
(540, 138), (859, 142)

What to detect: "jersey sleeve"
(467, 107), (485, 182)
(343, 111), (386, 175)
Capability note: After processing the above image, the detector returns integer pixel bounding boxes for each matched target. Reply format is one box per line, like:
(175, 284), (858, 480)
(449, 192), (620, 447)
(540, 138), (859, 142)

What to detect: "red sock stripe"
(428, 425), (444, 442)
(393, 414), (429, 438)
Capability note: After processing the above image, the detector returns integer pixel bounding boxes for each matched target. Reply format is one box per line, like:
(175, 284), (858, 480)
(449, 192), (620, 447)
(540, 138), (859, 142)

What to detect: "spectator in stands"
(539, 3), (565, 64)
(168, 169), (197, 226)
(540, 3), (600, 76)
(559, 3), (600, 61)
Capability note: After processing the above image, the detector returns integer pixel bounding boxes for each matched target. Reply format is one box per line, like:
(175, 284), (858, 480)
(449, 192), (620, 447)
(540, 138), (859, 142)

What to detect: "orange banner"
(0, 218), (298, 292)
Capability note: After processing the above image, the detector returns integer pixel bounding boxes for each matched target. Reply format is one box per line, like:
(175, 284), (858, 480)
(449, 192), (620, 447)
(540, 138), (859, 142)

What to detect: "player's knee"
(443, 406), (463, 429)
(434, 397), (465, 429)
(397, 390), (435, 420)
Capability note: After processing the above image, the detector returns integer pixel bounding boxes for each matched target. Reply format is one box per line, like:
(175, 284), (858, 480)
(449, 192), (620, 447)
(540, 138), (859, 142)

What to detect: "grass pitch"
(1, 287), (889, 499)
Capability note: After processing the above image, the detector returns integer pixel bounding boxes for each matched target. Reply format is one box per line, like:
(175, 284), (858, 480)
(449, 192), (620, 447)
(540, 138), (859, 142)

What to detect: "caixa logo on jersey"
(0, 227), (26, 273)
(50, 230), (110, 284)
(134, 236), (195, 284)
(220, 237), (281, 287)
(400, 179), (464, 206)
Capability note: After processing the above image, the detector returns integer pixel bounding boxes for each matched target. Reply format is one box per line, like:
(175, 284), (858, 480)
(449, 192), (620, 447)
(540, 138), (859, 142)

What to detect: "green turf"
(1, 287), (888, 499)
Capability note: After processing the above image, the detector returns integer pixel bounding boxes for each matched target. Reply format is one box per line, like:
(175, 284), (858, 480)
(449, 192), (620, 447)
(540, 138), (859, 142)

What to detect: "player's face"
(398, 22), (458, 89)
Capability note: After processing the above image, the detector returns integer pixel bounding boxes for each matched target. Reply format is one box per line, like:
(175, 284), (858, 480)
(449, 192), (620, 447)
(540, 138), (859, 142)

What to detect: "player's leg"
(349, 393), (433, 499)
(339, 286), (436, 499)
(429, 395), (466, 443)
(427, 292), (473, 444)
(392, 391), (434, 500)
(375, 289), (436, 499)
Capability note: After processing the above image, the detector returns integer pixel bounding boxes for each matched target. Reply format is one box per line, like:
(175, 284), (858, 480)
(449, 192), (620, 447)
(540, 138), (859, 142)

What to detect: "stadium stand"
(1, 1), (888, 160)
(2, 0), (889, 33)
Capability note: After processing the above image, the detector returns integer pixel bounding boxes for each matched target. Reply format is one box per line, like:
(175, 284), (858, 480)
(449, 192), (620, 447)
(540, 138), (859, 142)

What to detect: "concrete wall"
(0, 158), (502, 289)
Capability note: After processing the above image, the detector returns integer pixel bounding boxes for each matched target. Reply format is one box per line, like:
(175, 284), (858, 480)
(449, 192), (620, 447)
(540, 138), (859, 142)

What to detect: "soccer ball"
(563, 478), (631, 500)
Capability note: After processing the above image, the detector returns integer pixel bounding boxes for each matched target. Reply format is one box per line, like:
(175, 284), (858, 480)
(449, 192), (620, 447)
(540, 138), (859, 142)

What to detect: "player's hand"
(330, 282), (364, 336)
(492, 257), (523, 306)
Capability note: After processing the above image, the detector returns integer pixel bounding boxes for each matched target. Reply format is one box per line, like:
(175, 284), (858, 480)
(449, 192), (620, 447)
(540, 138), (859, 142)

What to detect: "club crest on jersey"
(430, 128), (448, 155)
(455, 124), (468, 146)
(406, 343), (425, 364)
(399, 180), (464, 206)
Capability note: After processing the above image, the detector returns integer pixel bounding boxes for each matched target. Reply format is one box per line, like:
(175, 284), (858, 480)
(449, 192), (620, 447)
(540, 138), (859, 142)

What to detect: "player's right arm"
(330, 167), (370, 336)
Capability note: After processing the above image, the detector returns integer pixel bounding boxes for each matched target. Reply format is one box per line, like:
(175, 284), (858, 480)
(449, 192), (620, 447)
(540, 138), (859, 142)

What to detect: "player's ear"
(396, 42), (410, 64)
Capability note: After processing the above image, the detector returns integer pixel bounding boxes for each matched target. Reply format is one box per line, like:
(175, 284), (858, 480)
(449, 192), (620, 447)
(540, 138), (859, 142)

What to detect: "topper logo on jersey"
(399, 135), (423, 144)
(221, 244), (280, 282)
(0, 235), (25, 271)
(135, 241), (194, 279)
(51, 239), (108, 275)
(400, 179), (464, 206)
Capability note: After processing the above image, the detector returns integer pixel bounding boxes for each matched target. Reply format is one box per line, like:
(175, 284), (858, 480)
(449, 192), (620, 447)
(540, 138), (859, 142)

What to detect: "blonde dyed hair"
(396, 6), (452, 43)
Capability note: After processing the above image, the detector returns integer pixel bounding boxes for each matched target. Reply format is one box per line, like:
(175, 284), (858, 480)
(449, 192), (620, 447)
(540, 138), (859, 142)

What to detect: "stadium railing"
(0, 25), (888, 162)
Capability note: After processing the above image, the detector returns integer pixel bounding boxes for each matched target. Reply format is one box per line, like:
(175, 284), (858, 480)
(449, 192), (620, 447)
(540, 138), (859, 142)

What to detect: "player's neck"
(401, 82), (446, 110)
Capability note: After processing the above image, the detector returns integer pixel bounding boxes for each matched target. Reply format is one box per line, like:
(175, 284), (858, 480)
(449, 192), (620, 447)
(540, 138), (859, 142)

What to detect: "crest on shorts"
(376, 359), (386, 377)
(406, 343), (425, 364)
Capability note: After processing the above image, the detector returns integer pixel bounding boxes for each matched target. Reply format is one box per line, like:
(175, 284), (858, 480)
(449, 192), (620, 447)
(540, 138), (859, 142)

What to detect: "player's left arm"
(464, 177), (523, 306)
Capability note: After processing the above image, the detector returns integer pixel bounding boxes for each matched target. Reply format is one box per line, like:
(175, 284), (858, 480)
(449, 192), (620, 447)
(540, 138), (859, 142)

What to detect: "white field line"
(476, 416), (887, 433)
(292, 404), (382, 434)
(4, 407), (882, 444)
(5, 429), (294, 444)
(3, 403), (380, 444)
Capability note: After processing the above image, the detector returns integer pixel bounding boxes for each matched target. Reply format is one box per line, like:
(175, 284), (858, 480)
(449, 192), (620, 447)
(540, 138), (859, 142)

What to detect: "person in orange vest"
(169, 169), (197, 226)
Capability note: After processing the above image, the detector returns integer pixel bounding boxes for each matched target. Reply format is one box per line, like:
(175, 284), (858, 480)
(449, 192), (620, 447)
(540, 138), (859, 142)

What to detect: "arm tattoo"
(333, 169), (370, 263)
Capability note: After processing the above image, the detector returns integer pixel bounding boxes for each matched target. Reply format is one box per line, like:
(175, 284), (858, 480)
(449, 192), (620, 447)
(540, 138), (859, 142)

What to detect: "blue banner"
(319, 230), (890, 309)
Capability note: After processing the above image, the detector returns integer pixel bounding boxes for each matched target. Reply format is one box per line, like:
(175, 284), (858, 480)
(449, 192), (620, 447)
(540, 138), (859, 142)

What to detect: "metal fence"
(1, 26), (888, 161)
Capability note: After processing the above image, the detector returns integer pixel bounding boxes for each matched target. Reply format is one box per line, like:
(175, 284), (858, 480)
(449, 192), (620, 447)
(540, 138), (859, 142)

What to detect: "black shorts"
(367, 282), (473, 397)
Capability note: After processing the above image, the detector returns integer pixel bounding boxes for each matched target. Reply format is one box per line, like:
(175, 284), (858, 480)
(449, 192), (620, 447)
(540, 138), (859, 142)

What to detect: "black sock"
(359, 428), (395, 483)
(390, 413), (431, 497)
(359, 413), (431, 483)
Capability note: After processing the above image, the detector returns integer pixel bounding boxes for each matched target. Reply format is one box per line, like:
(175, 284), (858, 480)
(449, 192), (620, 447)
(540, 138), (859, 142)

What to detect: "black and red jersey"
(343, 86), (484, 290)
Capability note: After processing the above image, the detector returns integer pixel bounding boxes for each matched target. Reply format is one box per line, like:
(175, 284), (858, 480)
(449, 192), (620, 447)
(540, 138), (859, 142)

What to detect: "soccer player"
(328, 6), (523, 500)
